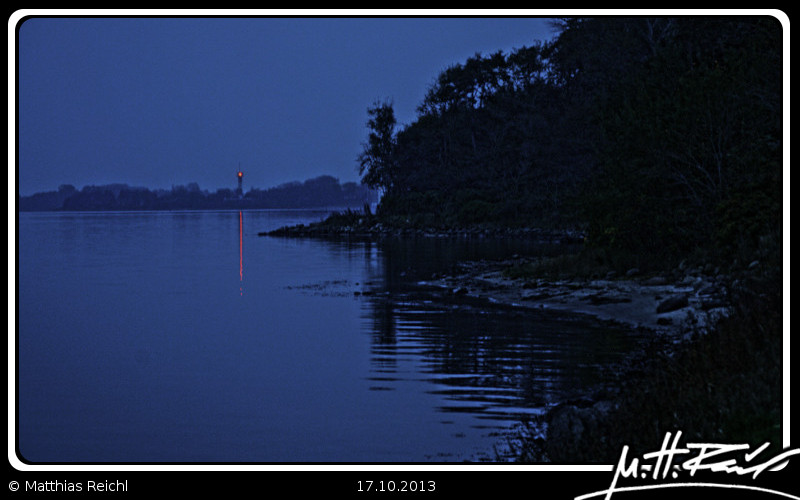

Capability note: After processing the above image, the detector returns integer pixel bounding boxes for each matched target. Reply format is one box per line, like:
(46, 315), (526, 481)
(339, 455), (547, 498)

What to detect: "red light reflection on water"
(239, 210), (243, 296)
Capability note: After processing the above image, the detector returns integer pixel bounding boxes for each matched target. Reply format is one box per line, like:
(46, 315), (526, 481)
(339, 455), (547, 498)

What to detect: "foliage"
(357, 16), (782, 270)
(580, 18), (780, 262)
(357, 100), (398, 191)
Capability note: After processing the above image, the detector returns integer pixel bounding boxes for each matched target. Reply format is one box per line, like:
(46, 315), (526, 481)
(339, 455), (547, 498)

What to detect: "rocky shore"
(415, 256), (744, 462)
(418, 257), (734, 341)
(262, 218), (586, 244)
(266, 217), (749, 341)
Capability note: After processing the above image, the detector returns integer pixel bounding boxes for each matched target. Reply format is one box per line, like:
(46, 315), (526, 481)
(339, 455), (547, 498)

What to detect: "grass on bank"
(509, 266), (783, 463)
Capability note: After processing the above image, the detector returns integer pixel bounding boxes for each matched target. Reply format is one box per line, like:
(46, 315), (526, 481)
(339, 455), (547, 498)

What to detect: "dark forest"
(358, 17), (781, 273)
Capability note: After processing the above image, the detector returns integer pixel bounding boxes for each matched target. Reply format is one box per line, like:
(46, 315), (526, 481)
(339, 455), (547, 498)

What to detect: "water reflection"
(239, 211), (243, 296)
(18, 211), (646, 462)
(355, 236), (643, 424)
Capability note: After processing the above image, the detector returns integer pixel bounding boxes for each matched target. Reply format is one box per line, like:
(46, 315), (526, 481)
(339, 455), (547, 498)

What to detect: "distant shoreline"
(18, 176), (378, 212)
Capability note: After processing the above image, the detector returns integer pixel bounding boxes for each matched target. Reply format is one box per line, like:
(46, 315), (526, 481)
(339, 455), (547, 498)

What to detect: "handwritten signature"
(576, 431), (800, 500)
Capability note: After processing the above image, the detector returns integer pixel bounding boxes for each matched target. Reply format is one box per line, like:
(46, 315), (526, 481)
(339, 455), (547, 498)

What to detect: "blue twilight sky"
(16, 15), (559, 196)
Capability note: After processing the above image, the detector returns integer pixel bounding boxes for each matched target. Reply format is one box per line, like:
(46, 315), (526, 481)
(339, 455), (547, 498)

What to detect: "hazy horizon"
(16, 15), (558, 196)
(18, 172), (376, 197)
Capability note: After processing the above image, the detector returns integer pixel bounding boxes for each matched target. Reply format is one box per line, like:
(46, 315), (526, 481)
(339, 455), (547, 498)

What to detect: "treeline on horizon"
(358, 17), (782, 270)
(18, 175), (379, 212)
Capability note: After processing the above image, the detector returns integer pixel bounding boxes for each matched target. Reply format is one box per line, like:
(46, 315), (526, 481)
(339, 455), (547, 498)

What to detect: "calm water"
(16, 210), (643, 463)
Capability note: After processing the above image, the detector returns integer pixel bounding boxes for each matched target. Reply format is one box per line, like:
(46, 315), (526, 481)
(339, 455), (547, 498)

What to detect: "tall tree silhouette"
(358, 100), (397, 192)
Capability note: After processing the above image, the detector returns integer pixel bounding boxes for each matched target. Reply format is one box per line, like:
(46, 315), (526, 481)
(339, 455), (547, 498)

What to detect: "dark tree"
(358, 100), (397, 192)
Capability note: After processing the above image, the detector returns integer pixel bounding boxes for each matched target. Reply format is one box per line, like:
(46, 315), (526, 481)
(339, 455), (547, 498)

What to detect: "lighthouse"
(236, 170), (243, 198)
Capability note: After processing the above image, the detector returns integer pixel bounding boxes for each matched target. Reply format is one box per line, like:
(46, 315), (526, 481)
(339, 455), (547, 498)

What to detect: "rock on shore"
(419, 257), (737, 462)
(263, 218), (586, 243)
(419, 259), (731, 340)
